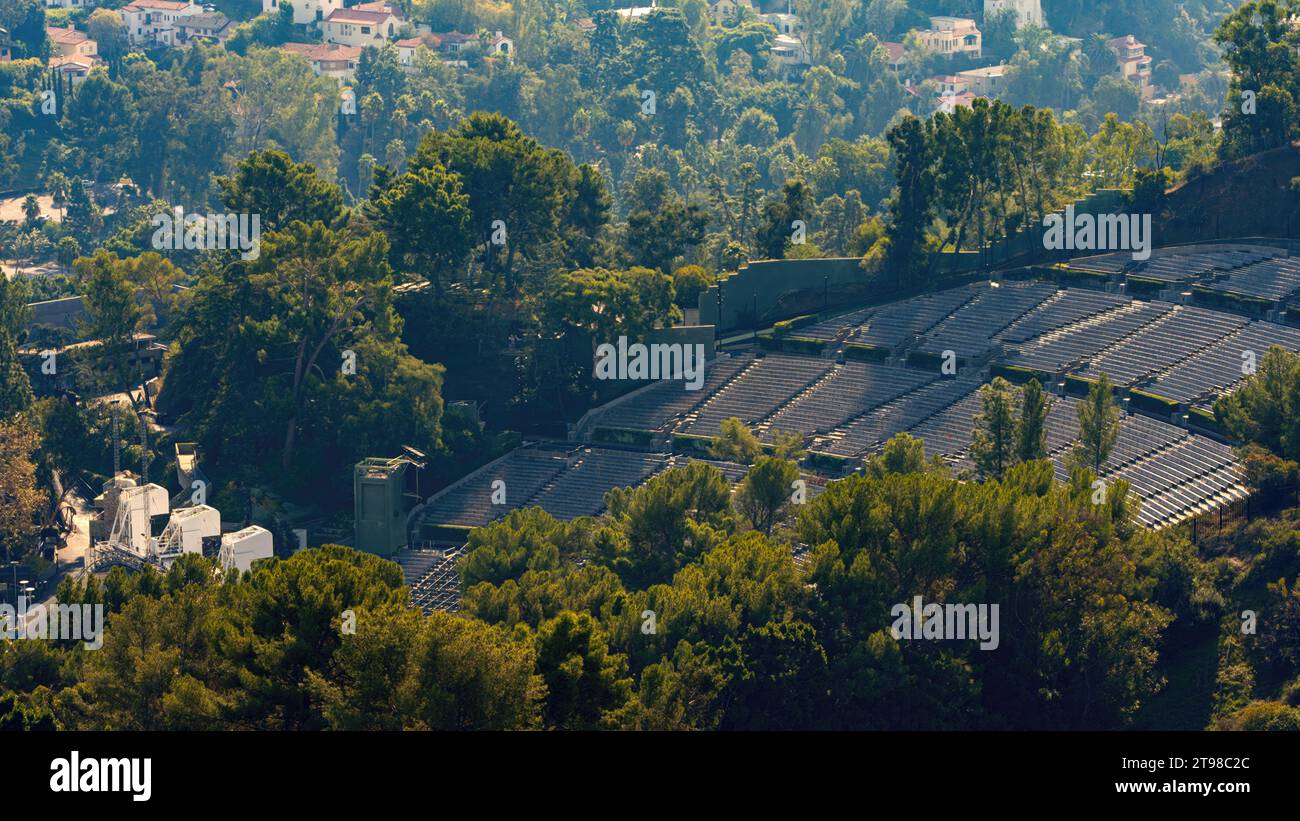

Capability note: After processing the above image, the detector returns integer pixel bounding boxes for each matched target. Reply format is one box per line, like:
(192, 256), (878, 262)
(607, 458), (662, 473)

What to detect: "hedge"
(418, 523), (474, 542)
(990, 362), (1053, 385)
(672, 433), (716, 457)
(1127, 388), (1181, 414)
(844, 342), (890, 362)
(780, 336), (827, 355)
(592, 426), (658, 447)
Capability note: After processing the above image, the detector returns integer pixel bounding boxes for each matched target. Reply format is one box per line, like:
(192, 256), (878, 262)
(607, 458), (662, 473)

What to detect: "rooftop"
(46, 25), (88, 46)
(283, 42), (362, 61)
(325, 7), (394, 23)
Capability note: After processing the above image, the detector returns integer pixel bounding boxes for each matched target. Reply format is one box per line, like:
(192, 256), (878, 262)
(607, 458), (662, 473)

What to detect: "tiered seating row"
(528, 450), (671, 520)
(796, 307), (873, 342)
(853, 285), (978, 348)
(1080, 306), (1248, 386)
(1206, 257), (1300, 301)
(595, 353), (754, 432)
(1145, 321), (1300, 403)
(1012, 300), (1174, 373)
(816, 374), (983, 457)
(684, 355), (833, 436)
(403, 547), (466, 613)
(917, 282), (1058, 358)
(761, 361), (936, 440)
(996, 288), (1130, 344)
(421, 449), (569, 528)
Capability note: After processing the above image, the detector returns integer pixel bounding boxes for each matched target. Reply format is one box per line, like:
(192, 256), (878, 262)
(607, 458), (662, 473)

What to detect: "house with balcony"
(283, 41), (361, 82)
(262, 0), (341, 26)
(957, 64), (1007, 96)
(770, 33), (810, 68)
(121, 0), (204, 47)
(175, 13), (232, 45)
(321, 6), (399, 48)
(1107, 34), (1153, 98)
(915, 16), (982, 59)
(984, 0), (1044, 29)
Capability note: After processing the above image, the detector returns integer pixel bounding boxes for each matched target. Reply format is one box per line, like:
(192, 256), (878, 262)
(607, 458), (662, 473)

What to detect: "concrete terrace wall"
(698, 190), (1136, 333)
(698, 258), (865, 332)
(27, 295), (87, 331)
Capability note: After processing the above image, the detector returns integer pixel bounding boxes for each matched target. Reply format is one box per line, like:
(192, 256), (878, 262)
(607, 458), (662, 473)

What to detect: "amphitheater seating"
(425, 273), (1284, 539)
(594, 353), (754, 432)
(796, 307), (873, 342)
(995, 288), (1130, 344)
(853, 286), (978, 348)
(1011, 300), (1174, 373)
(1070, 247), (1275, 282)
(815, 374), (984, 457)
(1145, 321), (1300, 403)
(761, 361), (936, 440)
(1080, 306), (1249, 386)
(917, 282), (1058, 359)
(402, 547), (465, 613)
(684, 355), (833, 436)
(1206, 256), (1300, 302)
(421, 447), (569, 528)
(526, 449), (670, 520)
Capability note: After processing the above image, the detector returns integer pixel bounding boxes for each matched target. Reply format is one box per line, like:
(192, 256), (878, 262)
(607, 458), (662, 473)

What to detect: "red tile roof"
(283, 42), (362, 62)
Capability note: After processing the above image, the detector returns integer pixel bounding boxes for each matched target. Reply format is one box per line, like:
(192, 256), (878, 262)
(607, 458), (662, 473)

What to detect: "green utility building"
(353, 457), (414, 556)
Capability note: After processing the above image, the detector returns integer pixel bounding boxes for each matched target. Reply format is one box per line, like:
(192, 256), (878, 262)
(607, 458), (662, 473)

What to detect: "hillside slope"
(1156, 144), (1300, 244)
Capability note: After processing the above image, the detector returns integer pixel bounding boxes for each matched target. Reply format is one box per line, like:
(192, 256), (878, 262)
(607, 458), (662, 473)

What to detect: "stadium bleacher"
(593, 353), (755, 433)
(916, 281), (1058, 359)
(1145, 321), (1300, 403)
(760, 360), (936, 440)
(1205, 256), (1300, 302)
(1010, 300), (1175, 373)
(683, 355), (833, 436)
(416, 267), (1294, 585)
(853, 285), (978, 348)
(1079, 306), (1249, 386)
(995, 288), (1131, 344)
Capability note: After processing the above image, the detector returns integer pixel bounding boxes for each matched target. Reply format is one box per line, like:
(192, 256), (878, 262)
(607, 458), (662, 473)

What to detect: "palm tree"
(20, 194), (40, 230)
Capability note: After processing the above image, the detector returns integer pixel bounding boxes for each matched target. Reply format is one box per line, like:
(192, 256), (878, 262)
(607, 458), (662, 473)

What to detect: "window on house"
(362, 26), (370, 33)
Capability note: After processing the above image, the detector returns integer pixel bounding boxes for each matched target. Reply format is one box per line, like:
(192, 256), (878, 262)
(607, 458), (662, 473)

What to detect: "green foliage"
(216, 148), (344, 232)
(601, 461), (734, 588)
(158, 156), (443, 499)
(1017, 378), (1052, 462)
(1213, 0), (1300, 160)
(708, 416), (763, 464)
(735, 455), (800, 534)
(1216, 346), (1300, 462)
(1072, 374), (1121, 473)
(970, 377), (1020, 480)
